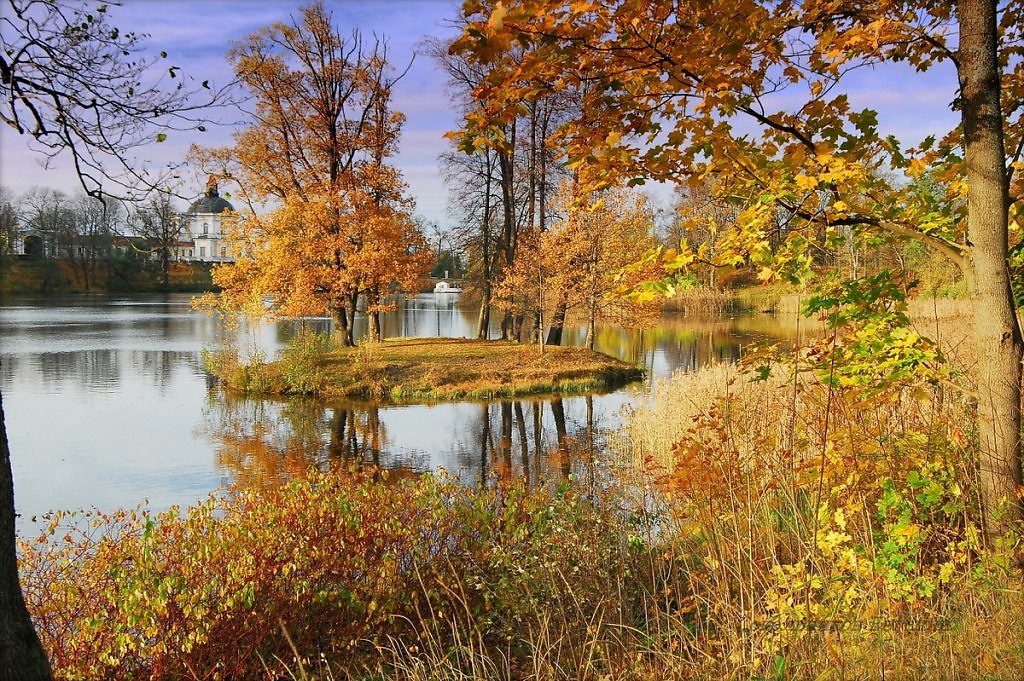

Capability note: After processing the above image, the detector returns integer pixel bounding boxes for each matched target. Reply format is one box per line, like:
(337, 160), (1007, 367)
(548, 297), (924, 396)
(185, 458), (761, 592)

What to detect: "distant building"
(182, 176), (235, 263)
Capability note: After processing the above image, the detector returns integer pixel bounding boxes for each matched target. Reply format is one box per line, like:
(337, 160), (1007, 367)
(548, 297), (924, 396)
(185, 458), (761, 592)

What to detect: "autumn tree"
(452, 0), (1024, 527)
(547, 183), (662, 349)
(669, 180), (739, 289)
(430, 28), (571, 341)
(431, 33), (519, 339)
(441, 139), (501, 338)
(196, 2), (427, 345)
(495, 181), (661, 348)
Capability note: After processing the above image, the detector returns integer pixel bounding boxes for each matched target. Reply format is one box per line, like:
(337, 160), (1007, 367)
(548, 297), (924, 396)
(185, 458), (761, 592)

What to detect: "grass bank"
(205, 335), (643, 402)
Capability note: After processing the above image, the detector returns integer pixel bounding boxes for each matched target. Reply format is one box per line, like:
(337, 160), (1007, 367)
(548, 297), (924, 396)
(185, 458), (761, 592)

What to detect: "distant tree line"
(0, 185), (212, 294)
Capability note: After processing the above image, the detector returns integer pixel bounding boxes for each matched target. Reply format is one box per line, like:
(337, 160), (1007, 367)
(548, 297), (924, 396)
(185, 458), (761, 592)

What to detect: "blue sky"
(0, 0), (962, 228)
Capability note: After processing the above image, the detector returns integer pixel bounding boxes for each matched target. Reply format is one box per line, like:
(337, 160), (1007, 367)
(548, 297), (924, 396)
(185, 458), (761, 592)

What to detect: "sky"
(0, 0), (963, 230)
(0, 0), (463, 226)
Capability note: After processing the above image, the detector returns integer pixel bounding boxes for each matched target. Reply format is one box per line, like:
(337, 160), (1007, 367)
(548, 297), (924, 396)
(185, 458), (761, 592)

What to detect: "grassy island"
(206, 336), (643, 402)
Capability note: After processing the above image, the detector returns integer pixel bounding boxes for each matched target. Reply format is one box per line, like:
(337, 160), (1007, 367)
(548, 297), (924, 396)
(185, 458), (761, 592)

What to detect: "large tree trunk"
(367, 290), (382, 342)
(345, 293), (358, 347)
(546, 291), (568, 346)
(499, 310), (514, 341)
(330, 304), (349, 345)
(958, 0), (1024, 528)
(0, 383), (53, 679)
(368, 312), (381, 343)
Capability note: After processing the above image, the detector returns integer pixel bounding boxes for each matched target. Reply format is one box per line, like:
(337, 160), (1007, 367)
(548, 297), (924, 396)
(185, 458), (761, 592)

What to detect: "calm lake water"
(1, 293), (795, 535)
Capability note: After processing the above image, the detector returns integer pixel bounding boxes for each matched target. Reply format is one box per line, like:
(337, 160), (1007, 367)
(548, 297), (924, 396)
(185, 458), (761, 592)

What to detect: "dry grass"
(607, 354), (1024, 680)
(29, 340), (1024, 679)
(662, 288), (737, 315)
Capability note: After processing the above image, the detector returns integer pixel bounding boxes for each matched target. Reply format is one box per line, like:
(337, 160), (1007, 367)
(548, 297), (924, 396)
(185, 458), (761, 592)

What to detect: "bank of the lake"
(208, 336), (644, 402)
(0, 255), (216, 294)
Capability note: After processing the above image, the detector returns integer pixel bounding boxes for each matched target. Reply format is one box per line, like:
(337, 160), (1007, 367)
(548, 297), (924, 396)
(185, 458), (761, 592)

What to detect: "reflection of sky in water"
(2, 293), (796, 536)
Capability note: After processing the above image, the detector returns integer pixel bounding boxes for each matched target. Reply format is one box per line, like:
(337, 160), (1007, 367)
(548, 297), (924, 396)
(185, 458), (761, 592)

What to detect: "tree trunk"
(330, 304), (349, 345)
(585, 294), (596, 350)
(497, 142), (517, 343)
(368, 311), (381, 343)
(0, 383), (53, 680)
(345, 293), (358, 347)
(477, 151), (495, 341)
(499, 310), (514, 341)
(958, 0), (1024, 527)
(477, 282), (492, 340)
(546, 292), (568, 346)
(367, 291), (381, 342)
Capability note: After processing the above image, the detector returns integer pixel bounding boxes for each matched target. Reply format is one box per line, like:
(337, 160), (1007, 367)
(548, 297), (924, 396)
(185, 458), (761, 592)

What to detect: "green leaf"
(155, 133), (167, 143)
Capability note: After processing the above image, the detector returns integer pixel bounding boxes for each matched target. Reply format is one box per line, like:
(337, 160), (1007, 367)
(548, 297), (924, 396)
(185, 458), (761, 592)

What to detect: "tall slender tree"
(135, 191), (183, 289)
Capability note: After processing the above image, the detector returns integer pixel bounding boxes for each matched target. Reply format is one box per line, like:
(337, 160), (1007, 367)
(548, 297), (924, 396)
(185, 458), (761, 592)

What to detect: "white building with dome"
(182, 175), (234, 262)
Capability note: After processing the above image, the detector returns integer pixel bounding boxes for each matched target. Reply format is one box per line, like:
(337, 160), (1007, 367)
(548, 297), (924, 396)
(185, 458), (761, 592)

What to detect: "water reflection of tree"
(558, 314), (806, 378)
(326, 406), (385, 465)
(461, 397), (601, 490)
(202, 388), (610, 493)
(131, 350), (194, 393)
(36, 350), (120, 390)
(200, 392), (410, 489)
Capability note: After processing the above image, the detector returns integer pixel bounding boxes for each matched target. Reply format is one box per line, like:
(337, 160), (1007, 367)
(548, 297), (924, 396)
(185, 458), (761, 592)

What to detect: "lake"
(1, 293), (796, 535)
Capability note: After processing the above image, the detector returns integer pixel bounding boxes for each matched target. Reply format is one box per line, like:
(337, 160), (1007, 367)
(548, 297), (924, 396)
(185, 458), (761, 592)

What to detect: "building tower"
(185, 175), (234, 262)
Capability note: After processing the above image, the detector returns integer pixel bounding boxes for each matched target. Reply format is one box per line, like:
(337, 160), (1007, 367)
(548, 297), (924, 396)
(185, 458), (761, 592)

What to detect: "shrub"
(19, 472), (659, 680)
(278, 328), (335, 394)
